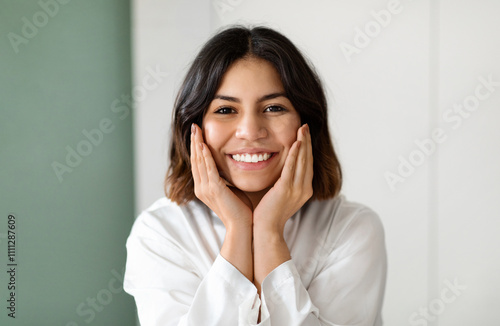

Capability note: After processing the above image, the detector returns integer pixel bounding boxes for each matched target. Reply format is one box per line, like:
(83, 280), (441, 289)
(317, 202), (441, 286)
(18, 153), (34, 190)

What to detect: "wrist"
(253, 216), (285, 237)
(253, 222), (286, 246)
(225, 220), (253, 235)
(221, 223), (253, 282)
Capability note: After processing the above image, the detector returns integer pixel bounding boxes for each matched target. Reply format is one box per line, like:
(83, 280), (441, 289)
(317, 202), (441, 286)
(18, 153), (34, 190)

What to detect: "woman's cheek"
(280, 119), (300, 147)
(202, 122), (228, 167)
(202, 122), (219, 148)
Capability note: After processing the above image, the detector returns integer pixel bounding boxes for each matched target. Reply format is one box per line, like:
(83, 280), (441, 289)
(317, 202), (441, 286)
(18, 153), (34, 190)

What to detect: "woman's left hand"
(253, 124), (314, 234)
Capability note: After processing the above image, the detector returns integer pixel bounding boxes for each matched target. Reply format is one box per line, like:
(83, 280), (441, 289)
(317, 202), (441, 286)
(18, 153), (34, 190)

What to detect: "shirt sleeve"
(257, 208), (387, 326)
(123, 215), (259, 326)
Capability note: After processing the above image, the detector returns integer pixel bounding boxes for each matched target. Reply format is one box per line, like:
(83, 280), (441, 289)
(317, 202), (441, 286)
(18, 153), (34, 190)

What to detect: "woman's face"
(202, 57), (301, 194)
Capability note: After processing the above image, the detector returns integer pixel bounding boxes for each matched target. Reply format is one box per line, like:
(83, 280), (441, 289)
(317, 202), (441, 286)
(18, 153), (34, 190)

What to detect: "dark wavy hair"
(165, 26), (342, 204)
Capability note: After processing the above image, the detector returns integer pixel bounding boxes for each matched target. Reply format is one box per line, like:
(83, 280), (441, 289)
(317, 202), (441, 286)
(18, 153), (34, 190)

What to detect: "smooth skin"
(190, 57), (313, 295)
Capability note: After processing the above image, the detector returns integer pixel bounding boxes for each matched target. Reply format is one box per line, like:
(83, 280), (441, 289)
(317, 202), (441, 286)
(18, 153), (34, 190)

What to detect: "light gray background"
(133, 0), (500, 325)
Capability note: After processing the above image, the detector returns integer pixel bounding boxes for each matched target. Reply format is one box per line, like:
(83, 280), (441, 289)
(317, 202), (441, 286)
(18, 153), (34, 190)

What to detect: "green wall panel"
(0, 1), (136, 325)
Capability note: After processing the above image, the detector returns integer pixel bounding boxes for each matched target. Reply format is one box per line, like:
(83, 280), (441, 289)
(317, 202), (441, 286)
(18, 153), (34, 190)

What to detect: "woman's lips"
(227, 153), (277, 170)
(231, 153), (272, 163)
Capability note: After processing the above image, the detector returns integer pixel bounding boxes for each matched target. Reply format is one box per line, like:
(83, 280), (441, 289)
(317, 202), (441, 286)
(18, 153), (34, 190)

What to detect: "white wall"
(132, 1), (500, 325)
(131, 0), (211, 214)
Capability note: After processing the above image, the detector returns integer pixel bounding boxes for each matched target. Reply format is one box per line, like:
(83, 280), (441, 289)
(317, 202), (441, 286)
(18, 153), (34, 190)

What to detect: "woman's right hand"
(190, 123), (253, 230)
(191, 123), (254, 281)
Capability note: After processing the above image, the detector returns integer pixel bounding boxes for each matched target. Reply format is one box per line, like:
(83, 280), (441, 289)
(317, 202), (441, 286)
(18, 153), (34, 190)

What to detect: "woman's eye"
(215, 107), (235, 114)
(264, 105), (286, 113)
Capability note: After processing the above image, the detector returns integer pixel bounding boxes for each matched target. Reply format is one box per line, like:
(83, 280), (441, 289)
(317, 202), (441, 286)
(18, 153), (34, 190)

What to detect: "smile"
(231, 153), (273, 163)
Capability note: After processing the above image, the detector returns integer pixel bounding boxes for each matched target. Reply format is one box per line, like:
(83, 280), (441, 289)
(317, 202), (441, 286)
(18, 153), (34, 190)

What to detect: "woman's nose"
(235, 114), (267, 141)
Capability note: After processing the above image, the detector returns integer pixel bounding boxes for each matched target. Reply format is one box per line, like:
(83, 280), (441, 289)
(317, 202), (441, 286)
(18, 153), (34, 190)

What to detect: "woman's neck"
(243, 187), (271, 211)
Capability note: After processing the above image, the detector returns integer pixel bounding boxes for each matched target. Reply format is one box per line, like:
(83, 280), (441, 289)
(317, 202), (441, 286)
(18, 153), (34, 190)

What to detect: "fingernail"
(303, 124), (309, 135)
(191, 123), (195, 134)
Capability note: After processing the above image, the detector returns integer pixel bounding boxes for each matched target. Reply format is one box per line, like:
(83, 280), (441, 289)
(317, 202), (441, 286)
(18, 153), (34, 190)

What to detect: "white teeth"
(232, 153), (272, 163)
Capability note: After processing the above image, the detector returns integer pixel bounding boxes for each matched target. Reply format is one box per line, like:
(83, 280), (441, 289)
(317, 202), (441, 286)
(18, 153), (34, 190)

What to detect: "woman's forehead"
(215, 58), (285, 99)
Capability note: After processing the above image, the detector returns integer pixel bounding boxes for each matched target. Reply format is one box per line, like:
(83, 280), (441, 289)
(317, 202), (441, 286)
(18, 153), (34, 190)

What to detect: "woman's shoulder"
(302, 194), (384, 244)
(130, 197), (210, 243)
(134, 197), (183, 227)
(136, 197), (208, 221)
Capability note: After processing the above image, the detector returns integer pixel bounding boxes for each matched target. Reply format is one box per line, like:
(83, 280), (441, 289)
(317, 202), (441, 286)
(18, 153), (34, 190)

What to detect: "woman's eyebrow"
(213, 92), (287, 103)
(213, 94), (240, 103)
(257, 92), (287, 102)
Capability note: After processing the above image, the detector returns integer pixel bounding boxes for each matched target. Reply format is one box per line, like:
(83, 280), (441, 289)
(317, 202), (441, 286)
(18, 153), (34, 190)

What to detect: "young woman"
(124, 26), (387, 326)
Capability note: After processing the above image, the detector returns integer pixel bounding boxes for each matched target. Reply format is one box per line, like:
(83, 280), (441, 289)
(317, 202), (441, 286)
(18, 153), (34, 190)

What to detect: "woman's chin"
(230, 179), (274, 194)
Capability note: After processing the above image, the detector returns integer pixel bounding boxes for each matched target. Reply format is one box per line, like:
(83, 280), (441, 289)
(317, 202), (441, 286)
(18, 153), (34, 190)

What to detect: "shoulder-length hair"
(165, 26), (342, 204)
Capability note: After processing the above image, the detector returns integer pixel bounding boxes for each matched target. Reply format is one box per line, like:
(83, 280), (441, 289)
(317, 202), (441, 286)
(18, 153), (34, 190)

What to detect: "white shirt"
(124, 194), (387, 326)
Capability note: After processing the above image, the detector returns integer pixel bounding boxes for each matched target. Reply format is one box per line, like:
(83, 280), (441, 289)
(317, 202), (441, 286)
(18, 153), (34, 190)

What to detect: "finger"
(304, 124), (314, 184)
(293, 124), (309, 185)
(281, 139), (301, 186)
(190, 124), (201, 185)
(193, 124), (208, 185)
(195, 125), (226, 188)
(200, 142), (222, 186)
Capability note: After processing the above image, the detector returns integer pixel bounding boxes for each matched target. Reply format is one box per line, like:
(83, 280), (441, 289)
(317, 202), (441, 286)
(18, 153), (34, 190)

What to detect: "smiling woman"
(203, 58), (301, 200)
(124, 26), (387, 326)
